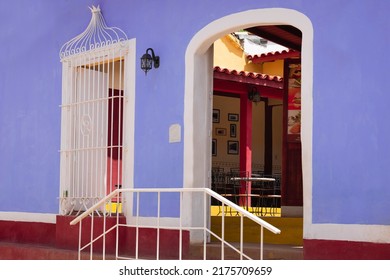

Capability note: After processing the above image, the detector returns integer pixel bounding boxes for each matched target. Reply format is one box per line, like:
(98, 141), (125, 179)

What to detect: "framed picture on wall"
(230, 124), (236, 138)
(227, 140), (239, 155)
(228, 113), (239, 122)
(215, 128), (226, 136)
(212, 139), (217, 156)
(213, 109), (220, 123)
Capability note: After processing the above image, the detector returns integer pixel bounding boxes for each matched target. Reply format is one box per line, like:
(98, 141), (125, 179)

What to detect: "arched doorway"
(183, 8), (313, 241)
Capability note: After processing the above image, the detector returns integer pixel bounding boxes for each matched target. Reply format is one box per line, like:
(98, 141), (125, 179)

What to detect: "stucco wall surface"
(0, 0), (389, 228)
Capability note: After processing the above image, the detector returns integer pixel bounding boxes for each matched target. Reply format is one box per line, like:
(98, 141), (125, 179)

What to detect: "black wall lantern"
(248, 86), (261, 104)
(140, 48), (160, 75)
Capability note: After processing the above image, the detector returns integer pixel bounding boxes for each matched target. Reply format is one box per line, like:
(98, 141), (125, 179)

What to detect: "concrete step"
(0, 242), (79, 260)
(188, 242), (303, 260)
(0, 241), (303, 260)
(0, 242), (118, 260)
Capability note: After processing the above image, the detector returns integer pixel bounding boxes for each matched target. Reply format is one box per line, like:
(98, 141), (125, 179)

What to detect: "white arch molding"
(183, 8), (314, 240)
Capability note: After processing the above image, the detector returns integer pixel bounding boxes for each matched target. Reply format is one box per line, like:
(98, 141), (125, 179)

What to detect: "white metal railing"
(70, 188), (281, 260)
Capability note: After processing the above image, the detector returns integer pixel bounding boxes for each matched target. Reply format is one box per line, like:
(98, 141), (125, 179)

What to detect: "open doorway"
(211, 30), (290, 217)
(183, 8), (313, 244)
(210, 25), (304, 218)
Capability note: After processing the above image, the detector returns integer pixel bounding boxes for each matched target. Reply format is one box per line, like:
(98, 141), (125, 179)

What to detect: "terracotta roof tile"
(247, 49), (300, 63)
(214, 66), (283, 82)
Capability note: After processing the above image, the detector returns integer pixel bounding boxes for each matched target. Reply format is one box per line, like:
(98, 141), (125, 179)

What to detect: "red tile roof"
(213, 66), (283, 99)
(214, 66), (283, 82)
(247, 49), (300, 63)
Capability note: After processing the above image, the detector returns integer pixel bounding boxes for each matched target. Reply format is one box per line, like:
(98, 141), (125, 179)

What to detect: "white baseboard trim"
(305, 223), (390, 244)
(0, 212), (57, 224)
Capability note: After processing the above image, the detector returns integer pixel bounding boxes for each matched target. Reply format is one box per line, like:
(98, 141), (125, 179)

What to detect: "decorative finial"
(89, 5), (101, 13)
(60, 5), (128, 59)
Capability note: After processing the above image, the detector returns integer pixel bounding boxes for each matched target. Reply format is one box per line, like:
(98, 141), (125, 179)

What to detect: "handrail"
(70, 187), (282, 260)
(70, 189), (120, 226)
(70, 187), (280, 234)
(204, 188), (280, 234)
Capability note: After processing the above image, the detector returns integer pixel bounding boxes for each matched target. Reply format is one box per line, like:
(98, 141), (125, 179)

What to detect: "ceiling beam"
(213, 79), (283, 100)
(246, 26), (301, 51)
(214, 71), (283, 89)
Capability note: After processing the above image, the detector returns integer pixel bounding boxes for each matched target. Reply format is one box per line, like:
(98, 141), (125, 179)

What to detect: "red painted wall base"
(120, 227), (190, 259)
(304, 239), (390, 260)
(4, 219), (390, 260)
(0, 217), (190, 260)
(56, 215), (190, 259)
(0, 220), (56, 246)
(56, 215), (126, 253)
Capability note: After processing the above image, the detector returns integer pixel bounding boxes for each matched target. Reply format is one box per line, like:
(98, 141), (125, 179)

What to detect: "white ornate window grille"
(59, 6), (131, 215)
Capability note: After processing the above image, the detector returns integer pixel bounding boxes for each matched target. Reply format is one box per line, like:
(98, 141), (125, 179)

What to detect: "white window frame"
(59, 39), (136, 215)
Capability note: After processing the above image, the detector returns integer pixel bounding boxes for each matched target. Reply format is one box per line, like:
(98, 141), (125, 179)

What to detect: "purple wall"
(311, 1), (390, 224)
(0, 0), (96, 213)
(0, 0), (389, 225)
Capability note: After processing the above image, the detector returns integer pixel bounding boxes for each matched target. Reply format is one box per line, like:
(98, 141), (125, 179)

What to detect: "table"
(229, 177), (276, 211)
(230, 177), (276, 182)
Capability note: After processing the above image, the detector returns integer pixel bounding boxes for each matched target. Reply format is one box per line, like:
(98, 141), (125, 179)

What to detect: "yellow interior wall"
(212, 95), (240, 170)
(263, 60), (284, 76)
(109, 61), (124, 90)
(212, 96), (283, 173)
(213, 35), (263, 73)
(90, 60), (124, 90)
(212, 35), (284, 174)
